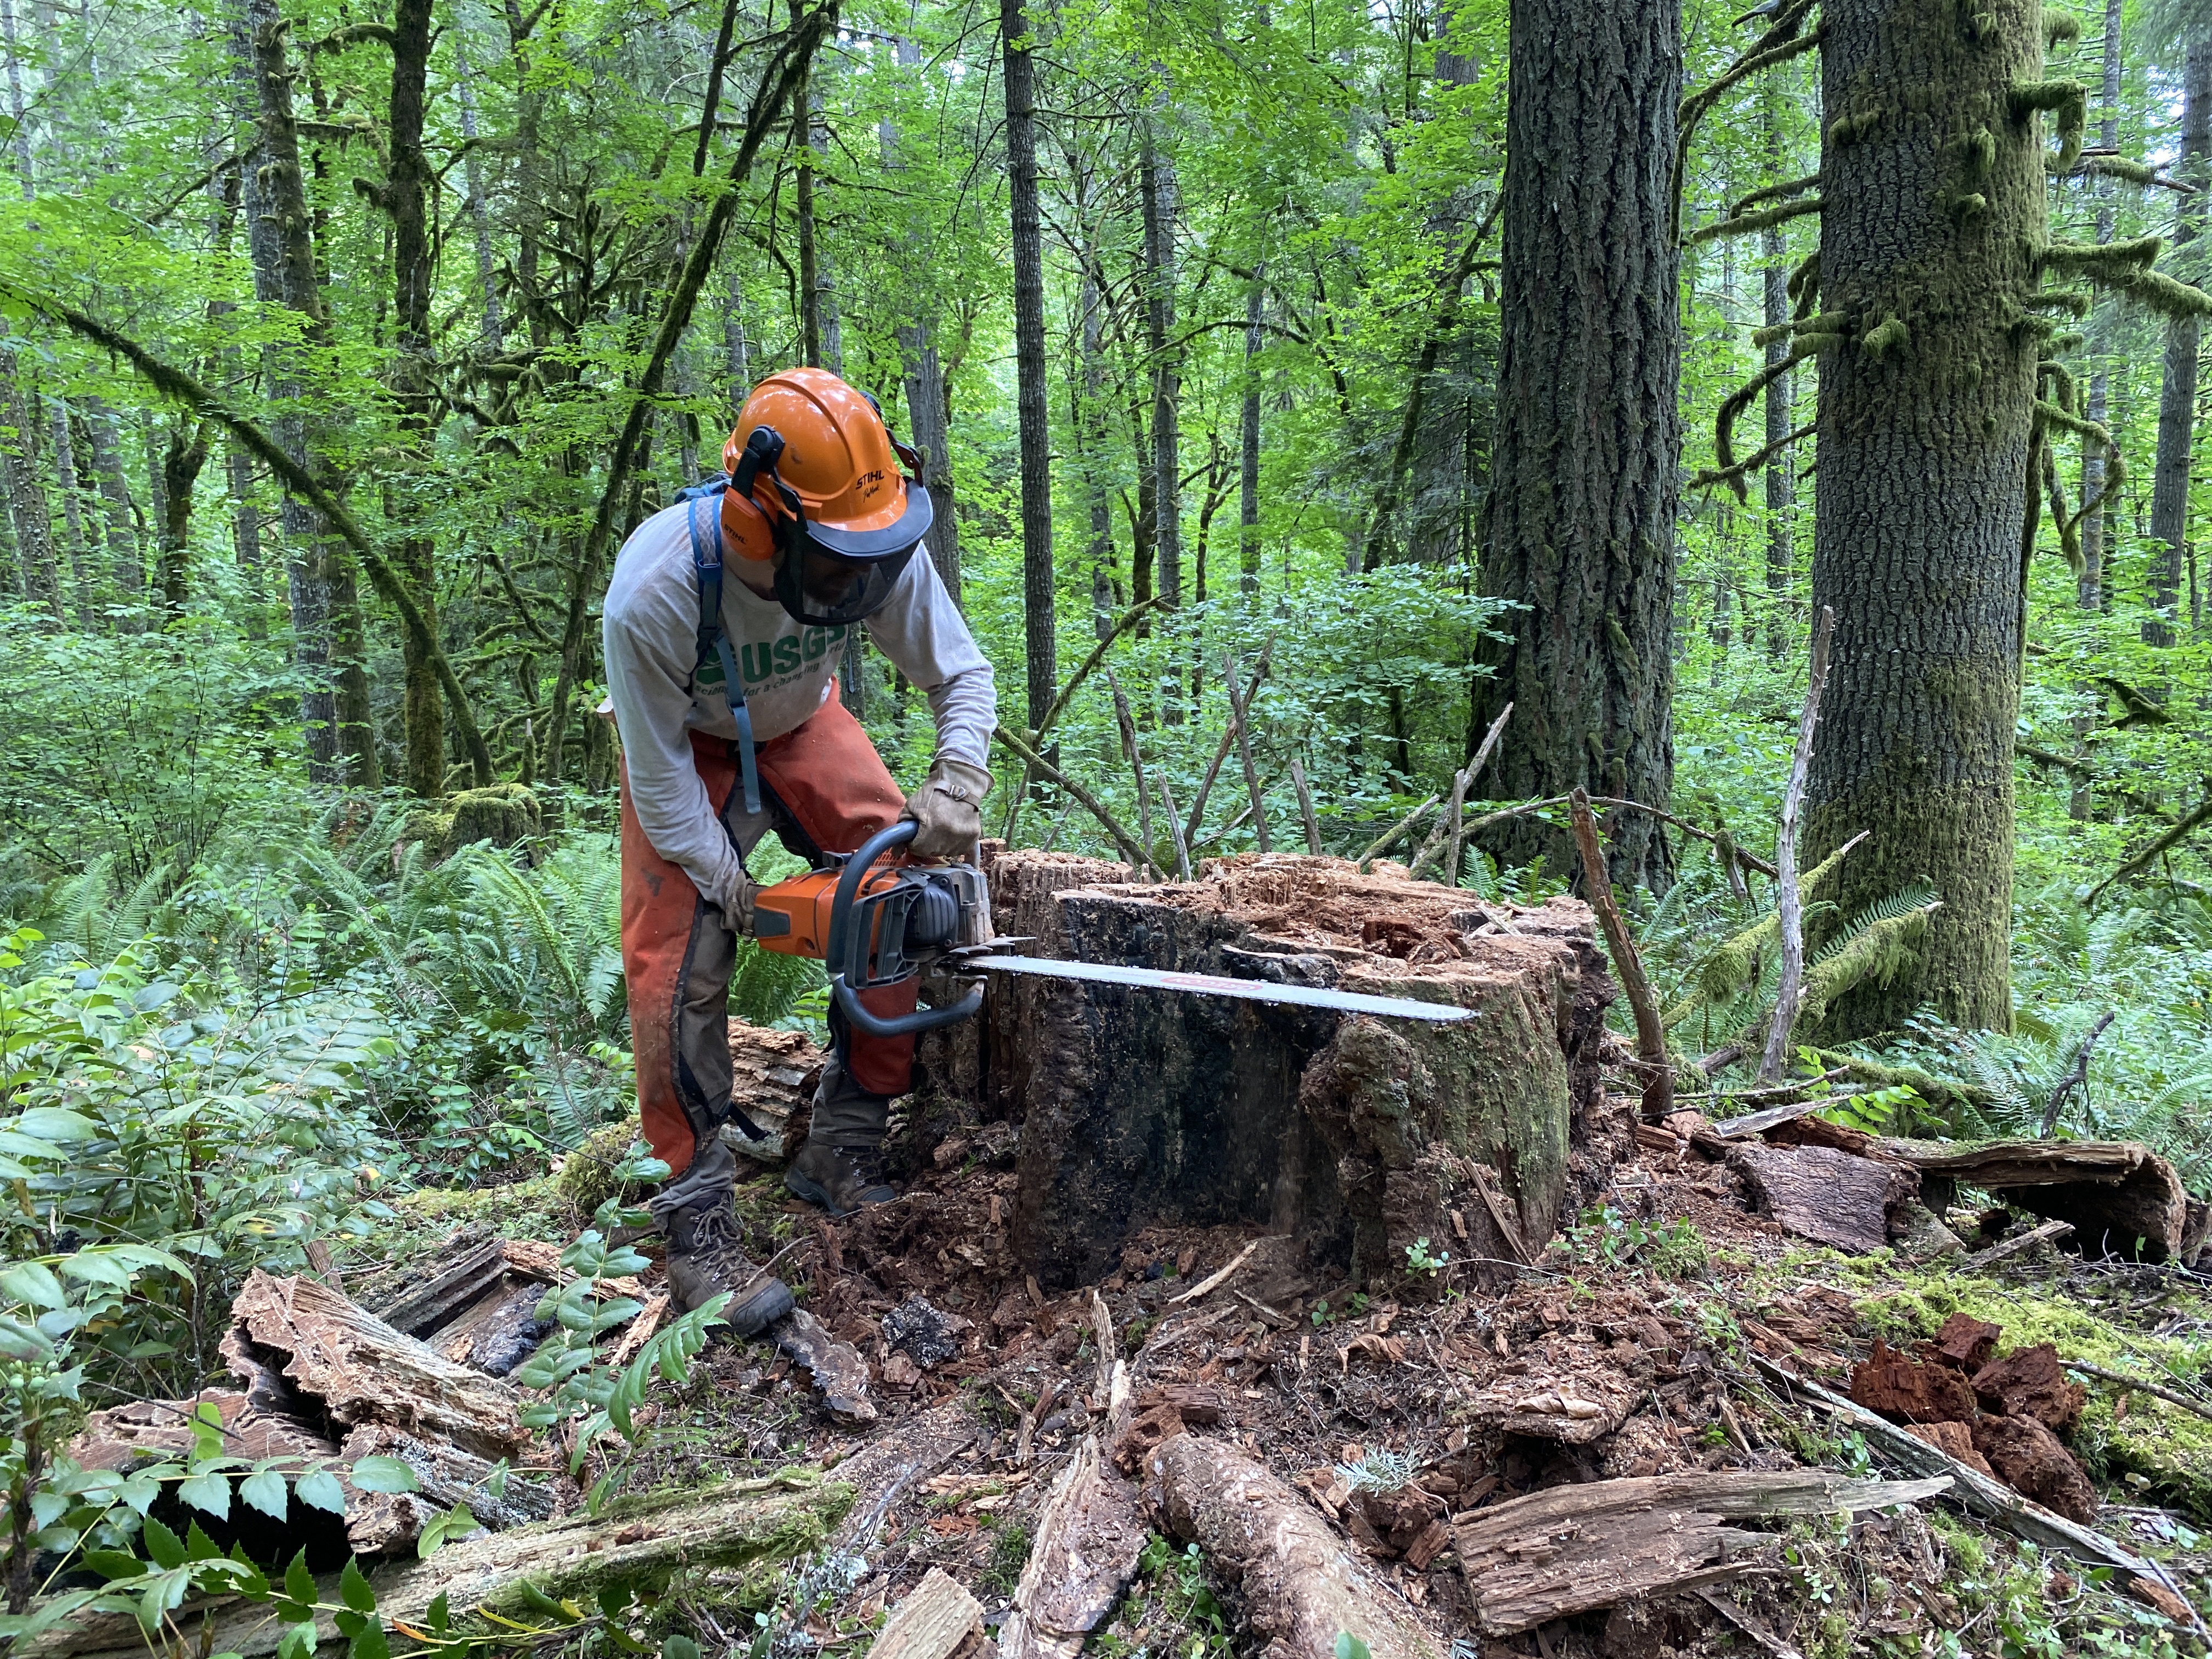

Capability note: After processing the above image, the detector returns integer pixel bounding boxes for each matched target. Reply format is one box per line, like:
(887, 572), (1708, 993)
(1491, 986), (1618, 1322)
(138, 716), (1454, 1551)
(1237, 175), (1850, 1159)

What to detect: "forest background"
(0, 0), (2210, 1398)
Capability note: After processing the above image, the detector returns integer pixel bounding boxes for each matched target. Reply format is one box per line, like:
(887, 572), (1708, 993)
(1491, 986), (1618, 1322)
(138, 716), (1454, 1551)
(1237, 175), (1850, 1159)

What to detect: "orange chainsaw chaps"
(620, 693), (915, 1180)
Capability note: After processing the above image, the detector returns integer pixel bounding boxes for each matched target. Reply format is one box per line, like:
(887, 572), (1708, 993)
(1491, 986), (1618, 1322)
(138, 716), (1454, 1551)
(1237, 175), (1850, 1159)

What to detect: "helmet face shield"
(772, 533), (918, 628)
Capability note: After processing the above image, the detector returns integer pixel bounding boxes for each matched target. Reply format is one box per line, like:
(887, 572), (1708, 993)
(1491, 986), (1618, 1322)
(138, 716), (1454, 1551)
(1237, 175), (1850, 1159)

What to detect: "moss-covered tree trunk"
(1472, 0), (1680, 889)
(2147, 38), (2209, 652)
(1802, 0), (2046, 1035)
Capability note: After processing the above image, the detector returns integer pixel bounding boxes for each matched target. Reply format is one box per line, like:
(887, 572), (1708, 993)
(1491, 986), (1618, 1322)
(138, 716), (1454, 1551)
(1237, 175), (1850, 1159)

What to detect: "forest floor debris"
(53, 1035), (2212, 1656)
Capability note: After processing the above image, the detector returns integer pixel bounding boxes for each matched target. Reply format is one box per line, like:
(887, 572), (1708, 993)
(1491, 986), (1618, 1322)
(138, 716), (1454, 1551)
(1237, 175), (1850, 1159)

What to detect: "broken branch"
(1758, 605), (1836, 1085)
(1570, 787), (1672, 1119)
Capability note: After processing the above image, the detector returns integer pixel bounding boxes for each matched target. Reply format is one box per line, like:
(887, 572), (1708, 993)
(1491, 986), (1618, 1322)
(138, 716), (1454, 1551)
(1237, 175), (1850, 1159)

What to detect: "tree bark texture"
(1139, 124), (1182, 610)
(2147, 38), (2210, 649)
(918, 851), (1617, 1289)
(0, 347), (60, 619)
(46, 396), (90, 620)
(81, 398), (137, 595)
(1003, 0), (1056, 731)
(1803, 0), (2046, 1035)
(1239, 269), (1263, 595)
(156, 421), (210, 611)
(1472, 0), (1680, 890)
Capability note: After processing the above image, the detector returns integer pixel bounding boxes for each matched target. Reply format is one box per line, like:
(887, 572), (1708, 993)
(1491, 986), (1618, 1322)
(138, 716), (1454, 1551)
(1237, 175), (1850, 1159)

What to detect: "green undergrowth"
(1090, 1534), (1233, 1659)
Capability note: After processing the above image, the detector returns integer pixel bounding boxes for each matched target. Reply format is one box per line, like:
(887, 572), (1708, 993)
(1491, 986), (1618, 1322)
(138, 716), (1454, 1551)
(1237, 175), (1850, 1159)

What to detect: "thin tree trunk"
(793, 0), (821, 368)
(157, 421), (210, 612)
(1003, 0), (1055, 736)
(2080, 0), (2122, 611)
(1471, 0), (1681, 889)
(1139, 121), (1182, 611)
(890, 36), (960, 610)
(46, 395), (91, 620)
(1079, 221), (1115, 639)
(1803, 0), (2044, 1035)
(2148, 38), (2210, 651)
(1761, 82), (1796, 657)
(0, 358), (58, 619)
(1238, 266), (1263, 597)
(453, 36), (504, 353)
(725, 266), (752, 393)
(83, 398), (136, 595)
(1, 0), (32, 193)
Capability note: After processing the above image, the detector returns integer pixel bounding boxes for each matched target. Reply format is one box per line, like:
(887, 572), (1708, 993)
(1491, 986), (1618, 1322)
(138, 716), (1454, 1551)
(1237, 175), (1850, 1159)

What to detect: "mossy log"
(1878, 1137), (2188, 1261)
(32, 1476), (850, 1658)
(919, 851), (1617, 1289)
(398, 782), (544, 861)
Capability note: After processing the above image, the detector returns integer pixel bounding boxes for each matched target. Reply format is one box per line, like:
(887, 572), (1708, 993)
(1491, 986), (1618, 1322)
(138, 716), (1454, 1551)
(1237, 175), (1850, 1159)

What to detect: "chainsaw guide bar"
(950, 953), (1477, 1023)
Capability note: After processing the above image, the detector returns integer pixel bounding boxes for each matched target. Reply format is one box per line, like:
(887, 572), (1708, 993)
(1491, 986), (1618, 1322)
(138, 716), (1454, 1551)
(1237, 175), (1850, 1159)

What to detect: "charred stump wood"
(1152, 1431), (1443, 1659)
(1451, 1470), (1950, 1637)
(922, 851), (1617, 1288)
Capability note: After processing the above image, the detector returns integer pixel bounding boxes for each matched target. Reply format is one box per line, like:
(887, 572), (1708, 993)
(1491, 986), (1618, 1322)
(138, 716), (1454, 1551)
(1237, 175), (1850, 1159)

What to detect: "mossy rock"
(556, 1116), (651, 1219)
(400, 783), (545, 862)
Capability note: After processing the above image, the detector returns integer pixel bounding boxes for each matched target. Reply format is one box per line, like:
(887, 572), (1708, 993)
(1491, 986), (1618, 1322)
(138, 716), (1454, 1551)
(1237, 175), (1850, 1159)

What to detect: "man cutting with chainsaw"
(603, 366), (995, 1331)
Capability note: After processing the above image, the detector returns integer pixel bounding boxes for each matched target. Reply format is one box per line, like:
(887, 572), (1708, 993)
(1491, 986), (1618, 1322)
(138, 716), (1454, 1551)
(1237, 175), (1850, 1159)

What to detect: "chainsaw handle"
(826, 820), (984, 1039)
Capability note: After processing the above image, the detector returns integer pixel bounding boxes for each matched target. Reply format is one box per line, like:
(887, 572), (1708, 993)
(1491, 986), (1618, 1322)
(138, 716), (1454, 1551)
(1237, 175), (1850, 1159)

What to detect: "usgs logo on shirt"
(697, 623), (853, 691)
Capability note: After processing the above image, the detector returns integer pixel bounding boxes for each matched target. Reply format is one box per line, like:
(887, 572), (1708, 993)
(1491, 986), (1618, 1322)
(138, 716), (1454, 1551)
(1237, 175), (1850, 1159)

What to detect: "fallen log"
(938, 850), (1615, 1288)
(1749, 1357), (2204, 1632)
(224, 1271), (526, 1460)
(998, 1434), (1146, 1659)
(1961, 1217), (2074, 1271)
(821, 1401), (979, 1561)
(1153, 1432), (1442, 1659)
(1876, 1138), (2187, 1261)
(32, 1474), (850, 1658)
(1451, 1470), (1949, 1637)
(1725, 1141), (1918, 1254)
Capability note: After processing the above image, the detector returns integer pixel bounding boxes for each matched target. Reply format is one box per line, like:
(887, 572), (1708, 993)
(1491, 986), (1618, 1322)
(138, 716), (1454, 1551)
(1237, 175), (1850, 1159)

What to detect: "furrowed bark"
(1473, 0), (1681, 889)
(2147, 37), (2209, 648)
(1003, 0), (1054, 738)
(1803, 0), (2044, 1034)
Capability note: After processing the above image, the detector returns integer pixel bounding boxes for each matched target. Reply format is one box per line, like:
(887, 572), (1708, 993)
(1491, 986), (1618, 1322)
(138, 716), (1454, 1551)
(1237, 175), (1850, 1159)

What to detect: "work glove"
(901, 757), (992, 860)
(710, 867), (761, 935)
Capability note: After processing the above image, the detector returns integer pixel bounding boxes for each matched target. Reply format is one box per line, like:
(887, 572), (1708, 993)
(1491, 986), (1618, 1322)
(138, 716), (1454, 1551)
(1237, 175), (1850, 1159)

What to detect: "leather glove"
(901, 757), (992, 860)
(712, 868), (761, 935)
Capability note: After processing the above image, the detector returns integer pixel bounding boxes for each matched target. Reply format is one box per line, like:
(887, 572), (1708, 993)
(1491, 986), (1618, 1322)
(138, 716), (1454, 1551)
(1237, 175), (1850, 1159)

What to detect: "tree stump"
(918, 852), (1616, 1288)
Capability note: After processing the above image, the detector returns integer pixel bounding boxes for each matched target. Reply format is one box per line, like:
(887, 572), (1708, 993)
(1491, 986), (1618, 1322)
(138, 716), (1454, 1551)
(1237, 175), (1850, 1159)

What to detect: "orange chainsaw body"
(752, 867), (897, 959)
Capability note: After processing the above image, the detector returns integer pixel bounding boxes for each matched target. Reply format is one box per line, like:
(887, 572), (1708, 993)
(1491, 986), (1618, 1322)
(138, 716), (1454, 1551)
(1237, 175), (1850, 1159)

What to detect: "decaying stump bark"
(33, 1477), (850, 1659)
(1725, 1142), (1920, 1254)
(924, 851), (1615, 1286)
(999, 1435), (1147, 1659)
(1451, 1471), (1950, 1636)
(1153, 1432), (1443, 1659)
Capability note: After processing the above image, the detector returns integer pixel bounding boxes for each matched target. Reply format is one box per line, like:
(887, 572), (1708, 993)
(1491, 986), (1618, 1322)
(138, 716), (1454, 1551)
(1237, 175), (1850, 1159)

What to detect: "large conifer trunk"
(1473, 0), (1680, 889)
(1803, 0), (2044, 1035)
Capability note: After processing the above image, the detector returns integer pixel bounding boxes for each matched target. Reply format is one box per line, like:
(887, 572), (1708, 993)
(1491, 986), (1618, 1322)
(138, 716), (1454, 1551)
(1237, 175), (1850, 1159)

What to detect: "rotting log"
(1726, 1142), (1920, 1254)
(1877, 1137), (2188, 1261)
(1452, 1470), (1950, 1637)
(998, 1434), (1146, 1659)
(1153, 1432), (1442, 1659)
(223, 1271), (527, 1460)
(820, 1400), (979, 1560)
(32, 1476), (850, 1659)
(922, 851), (1617, 1288)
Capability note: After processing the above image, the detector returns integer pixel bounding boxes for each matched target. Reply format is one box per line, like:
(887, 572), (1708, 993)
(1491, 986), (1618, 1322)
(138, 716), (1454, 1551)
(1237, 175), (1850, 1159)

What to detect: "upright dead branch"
(2040, 1011), (2115, 1135)
(1155, 775), (1193, 881)
(993, 727), (1149, 872)
(1288, 754), (1322, 853)
(1182, 638), (1274, 849)
(1003, 596), (1169, 842)
(1758, 605), (1836, 1084)
(1569, 788), (1671, 1119)
(1105, 668), (1161, 880)
(1220, 648), (1272, 852)
(1410, 701), (1512, 882)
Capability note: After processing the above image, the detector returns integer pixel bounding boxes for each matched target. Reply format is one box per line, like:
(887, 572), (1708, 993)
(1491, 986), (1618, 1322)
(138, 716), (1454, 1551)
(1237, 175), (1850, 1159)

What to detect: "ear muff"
(719, 486), (780, 563)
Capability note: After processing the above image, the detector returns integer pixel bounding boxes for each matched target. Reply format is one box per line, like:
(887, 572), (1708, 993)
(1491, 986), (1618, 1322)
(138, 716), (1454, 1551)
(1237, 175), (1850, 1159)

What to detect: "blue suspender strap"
(687, 492), (762, 816)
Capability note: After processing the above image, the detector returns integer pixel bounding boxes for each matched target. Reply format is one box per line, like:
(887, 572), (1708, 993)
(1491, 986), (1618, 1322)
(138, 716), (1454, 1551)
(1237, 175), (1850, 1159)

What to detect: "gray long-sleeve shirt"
(603, 500), (995, 915)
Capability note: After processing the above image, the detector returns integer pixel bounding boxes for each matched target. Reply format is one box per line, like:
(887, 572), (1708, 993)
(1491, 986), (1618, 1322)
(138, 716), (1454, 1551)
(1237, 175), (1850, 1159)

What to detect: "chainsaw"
(749, 820), (1475, 1042)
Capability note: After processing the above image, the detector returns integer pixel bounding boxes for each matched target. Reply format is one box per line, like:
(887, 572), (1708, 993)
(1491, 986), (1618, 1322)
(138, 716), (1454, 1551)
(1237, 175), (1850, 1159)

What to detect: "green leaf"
(57, 1250), (137, 1290)
(185, 1520), (224, 1561)
(13, 1107), (98, 1141)
(140, 1516), (187, 1570)
(177, 1471), (232, 1519)
(0, 1587), (106, 1639)
(0, 1260), (67, 1309)
(663, 1637), (703, 1659)
(346, 1455), (419, 1494)
(283, 1549), (317, 1609)
(239, 1470), (290, 1519)
(339, 1557), (376, 1613)
(137, 1565), (193, 1630)
(350, 1621), (391, 1659)
(293, 1466), (347, 1514)
(277, 1618), (319, 1659)
(426, 1593), (450, 1633)
(83, 1549), (150, 1581)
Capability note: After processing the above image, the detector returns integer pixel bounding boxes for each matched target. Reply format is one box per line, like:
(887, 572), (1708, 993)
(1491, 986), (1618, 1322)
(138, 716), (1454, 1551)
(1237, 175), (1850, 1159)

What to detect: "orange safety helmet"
(717, 366), (933, 628)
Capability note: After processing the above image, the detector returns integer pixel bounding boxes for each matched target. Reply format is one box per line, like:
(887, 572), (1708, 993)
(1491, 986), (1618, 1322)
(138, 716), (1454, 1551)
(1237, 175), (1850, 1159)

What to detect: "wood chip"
(866, 1568), (983, 1659)
(1166, 1240), (1259, 1306)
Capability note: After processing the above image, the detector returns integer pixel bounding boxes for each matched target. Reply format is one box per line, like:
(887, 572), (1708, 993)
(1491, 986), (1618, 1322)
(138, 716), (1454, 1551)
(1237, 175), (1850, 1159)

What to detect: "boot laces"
(680, 1204), (753, 1274)
(837, 1146), (889, 1190)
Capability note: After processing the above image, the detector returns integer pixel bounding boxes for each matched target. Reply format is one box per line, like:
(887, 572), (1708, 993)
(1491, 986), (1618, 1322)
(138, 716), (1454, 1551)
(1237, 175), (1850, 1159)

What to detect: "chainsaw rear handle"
(826, 819), (984, 1039)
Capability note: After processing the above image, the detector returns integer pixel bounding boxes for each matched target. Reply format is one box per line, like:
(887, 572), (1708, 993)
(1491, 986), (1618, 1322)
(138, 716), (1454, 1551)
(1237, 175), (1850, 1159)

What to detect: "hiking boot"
(786, 1143), (899, 1219)
(661, 1201), (794, 1332)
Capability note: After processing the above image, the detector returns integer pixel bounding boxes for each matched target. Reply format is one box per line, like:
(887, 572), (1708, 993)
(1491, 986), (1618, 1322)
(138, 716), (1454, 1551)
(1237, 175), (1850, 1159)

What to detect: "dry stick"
(992, 727), (1150, 873)
(1569, 787), (1673, 1120)
(1757, 605), (1837, 1086)
(1104, 668), (1160, 880)
(1182, 637), (1275, 849)
(1220, 649), (1272, 852)
(1411, 701), (1513, 881)
(1156, 773), (1193, 881)
(1355, 792), (1441, 871)
(2064, 1359), (2212, 1424)
(1003, 595), (1169, 842)
(1288, 754), (1323, 853)
(2040, 1010), (2116, 1136)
